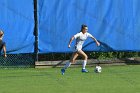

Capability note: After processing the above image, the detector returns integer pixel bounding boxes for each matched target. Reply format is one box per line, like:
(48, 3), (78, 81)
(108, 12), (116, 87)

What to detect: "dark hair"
(0, 30), (4, 38)
(80, 24), (87, 32)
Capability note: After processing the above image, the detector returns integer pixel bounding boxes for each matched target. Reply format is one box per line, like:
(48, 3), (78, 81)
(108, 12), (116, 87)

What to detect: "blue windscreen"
(1, 0), (140, 53)
(0, 0), (34, 53)
(38, 0), (140, 53)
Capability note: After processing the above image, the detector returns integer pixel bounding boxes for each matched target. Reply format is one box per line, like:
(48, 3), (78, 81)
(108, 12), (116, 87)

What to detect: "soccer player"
(0, 30), (7, 58)
(61, 24), (100, 75)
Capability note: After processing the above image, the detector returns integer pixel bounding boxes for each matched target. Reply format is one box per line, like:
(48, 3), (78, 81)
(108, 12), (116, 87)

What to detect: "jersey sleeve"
(0, 41), (6, 51)
(87, 33), (93, 38)
(74, 33), (80, 39)
(2, 41), (6, 46)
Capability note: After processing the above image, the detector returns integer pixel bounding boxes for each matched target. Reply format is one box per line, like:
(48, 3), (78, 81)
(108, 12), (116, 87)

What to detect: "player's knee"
(70, 59), (75, 63)
(83, 55), (88, 60)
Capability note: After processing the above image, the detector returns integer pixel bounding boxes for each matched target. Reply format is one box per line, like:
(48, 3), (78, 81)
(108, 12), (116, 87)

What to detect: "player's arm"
(68, 36), (75, 48)
(3, 45), (7, 58)
(91, 36), (100, 46)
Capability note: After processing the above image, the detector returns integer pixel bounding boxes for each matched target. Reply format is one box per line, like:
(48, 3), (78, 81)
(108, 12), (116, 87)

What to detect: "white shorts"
(71, 45), (82, 52)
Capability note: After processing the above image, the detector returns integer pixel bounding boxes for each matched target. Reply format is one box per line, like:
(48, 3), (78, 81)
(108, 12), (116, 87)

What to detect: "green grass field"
(0, 65), (140, 93)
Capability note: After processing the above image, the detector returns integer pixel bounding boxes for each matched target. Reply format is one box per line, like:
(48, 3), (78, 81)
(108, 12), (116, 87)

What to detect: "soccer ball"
(94, 66), (102, 73)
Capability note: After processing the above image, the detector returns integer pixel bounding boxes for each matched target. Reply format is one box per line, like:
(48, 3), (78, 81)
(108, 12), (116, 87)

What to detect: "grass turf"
(0, 65), (140, 93)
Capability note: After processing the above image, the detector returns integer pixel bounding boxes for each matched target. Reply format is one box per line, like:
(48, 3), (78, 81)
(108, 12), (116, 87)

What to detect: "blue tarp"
(0, 0), (34, 53)
(38, 0), (140, 53)
(0, 0), (140, 53)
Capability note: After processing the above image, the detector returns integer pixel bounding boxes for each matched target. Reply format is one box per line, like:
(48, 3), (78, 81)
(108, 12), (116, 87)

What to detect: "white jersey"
(74, 32), (93, 51)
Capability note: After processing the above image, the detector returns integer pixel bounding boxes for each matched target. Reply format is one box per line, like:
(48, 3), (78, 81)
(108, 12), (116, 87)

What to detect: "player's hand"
(68, 44), (71, 48)
(4, 54), (7, 58)
(96, 41), (100, 46)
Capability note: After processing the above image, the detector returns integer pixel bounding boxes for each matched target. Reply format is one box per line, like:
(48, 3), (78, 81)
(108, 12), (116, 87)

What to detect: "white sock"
(82, 60), (87, 69)
(64, 62), (71, 69)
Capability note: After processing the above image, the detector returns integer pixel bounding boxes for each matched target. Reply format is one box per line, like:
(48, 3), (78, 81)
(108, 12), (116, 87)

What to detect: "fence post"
(34, 0), (38, 62)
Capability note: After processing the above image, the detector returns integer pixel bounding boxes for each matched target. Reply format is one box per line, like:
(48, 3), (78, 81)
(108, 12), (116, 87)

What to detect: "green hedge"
(89, 52), (139, 60)
(38, 52), (140, 61)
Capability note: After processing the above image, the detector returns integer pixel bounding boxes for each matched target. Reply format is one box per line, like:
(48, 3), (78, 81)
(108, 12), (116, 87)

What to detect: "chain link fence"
(0, 52), (140, 68)
(0, 54), (35, 68)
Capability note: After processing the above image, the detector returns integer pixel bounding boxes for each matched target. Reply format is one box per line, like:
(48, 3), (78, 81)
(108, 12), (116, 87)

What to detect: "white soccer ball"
(94, 66), (102, 73)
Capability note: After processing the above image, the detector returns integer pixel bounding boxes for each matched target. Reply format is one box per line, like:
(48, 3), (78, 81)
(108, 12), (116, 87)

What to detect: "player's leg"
(61, 52), (78, 75)
(70, 52), (79, 63)
(77, 50), (88, 72)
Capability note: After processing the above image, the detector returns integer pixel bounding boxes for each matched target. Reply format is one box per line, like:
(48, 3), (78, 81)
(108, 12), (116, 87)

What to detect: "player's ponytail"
(80, 24), (87, 32)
